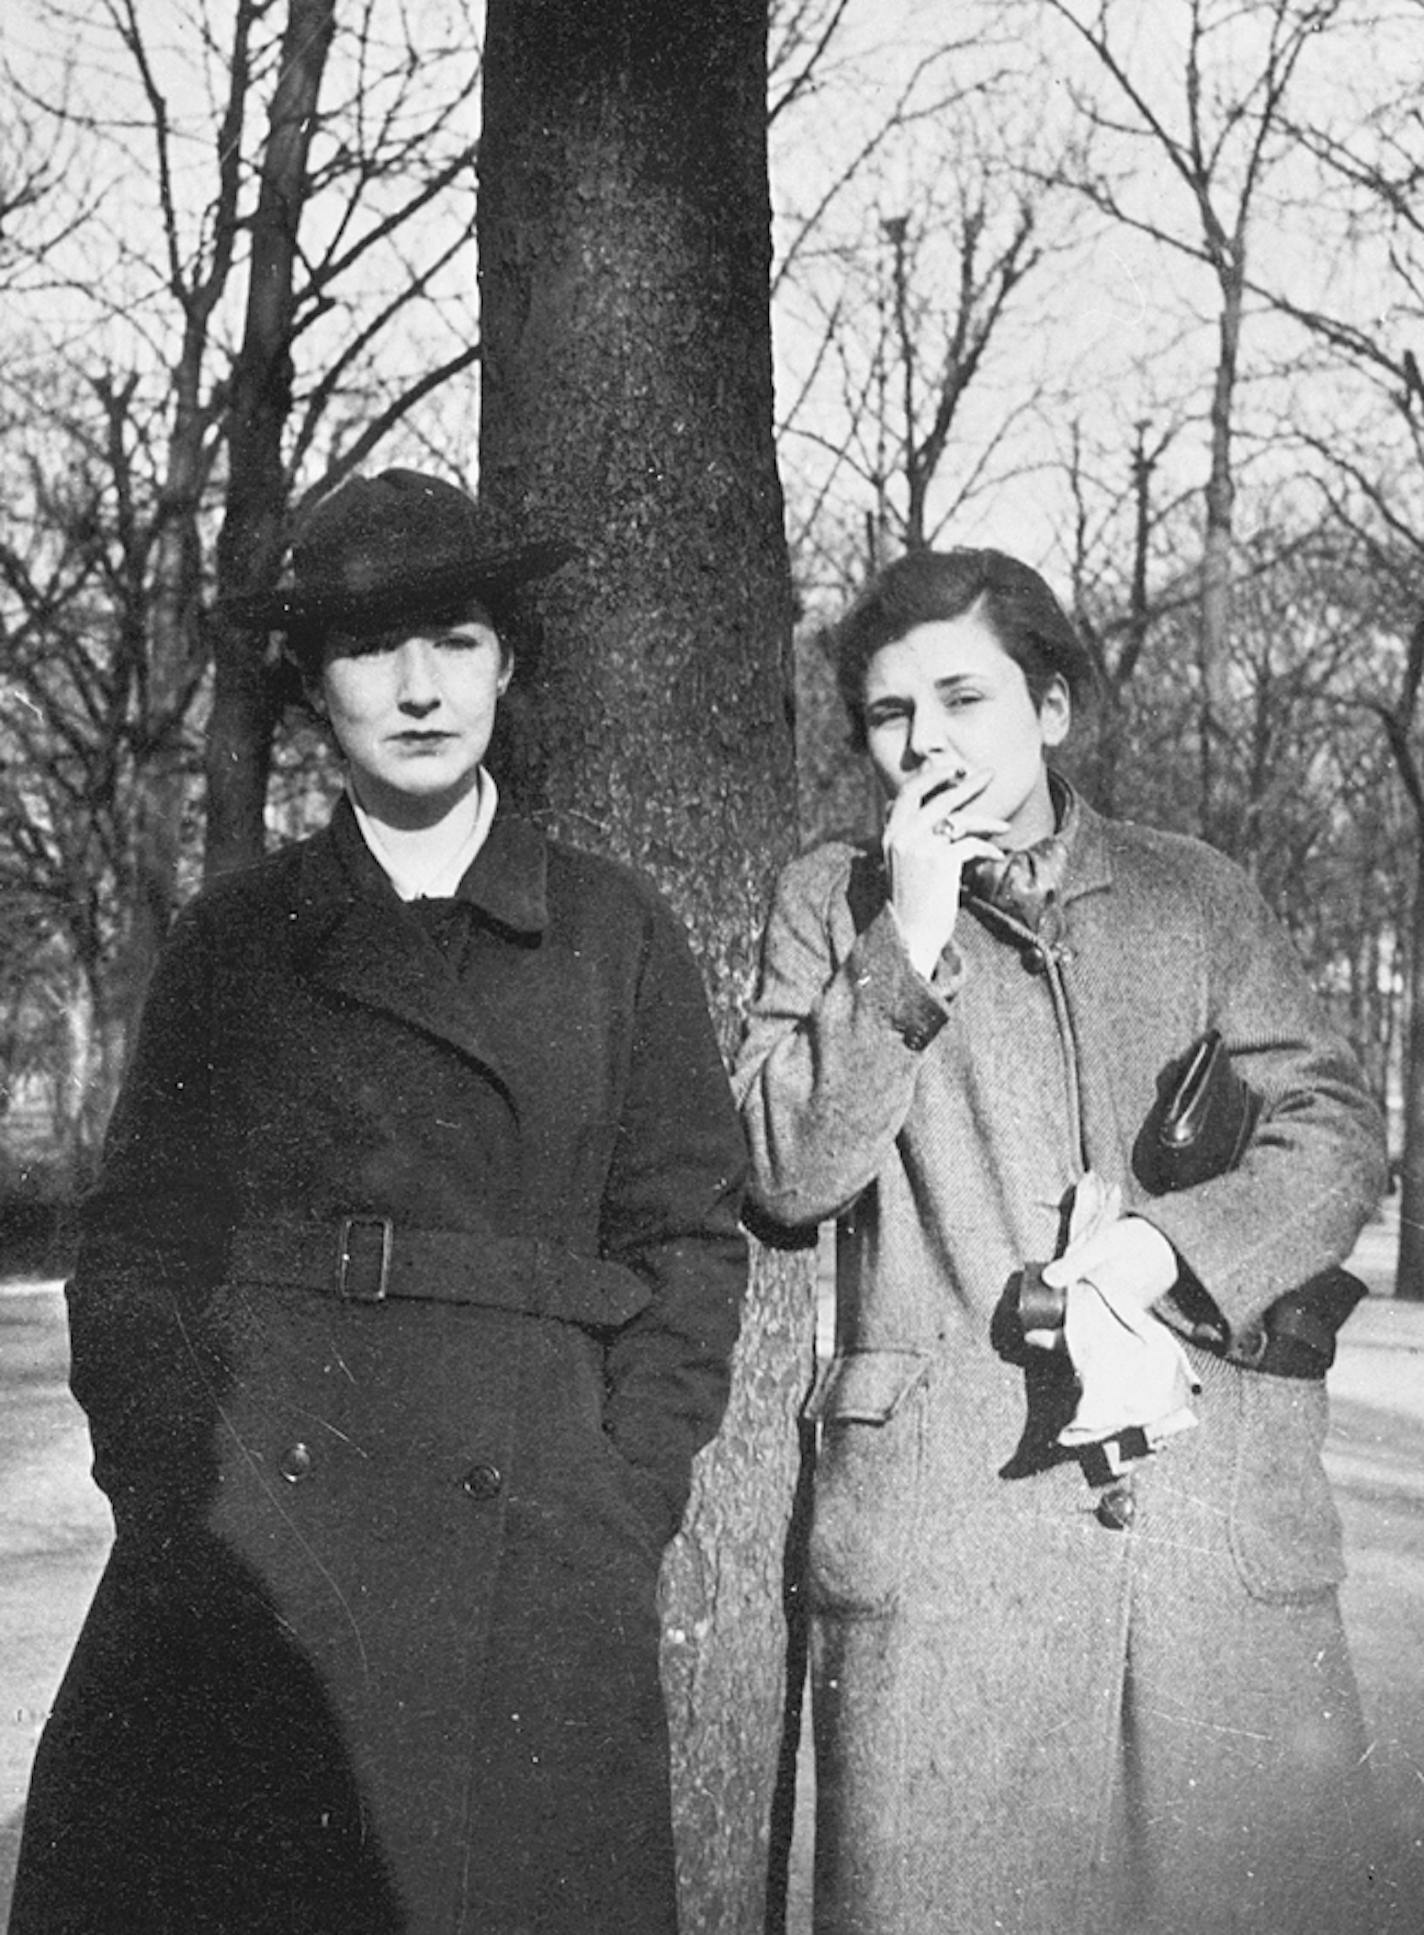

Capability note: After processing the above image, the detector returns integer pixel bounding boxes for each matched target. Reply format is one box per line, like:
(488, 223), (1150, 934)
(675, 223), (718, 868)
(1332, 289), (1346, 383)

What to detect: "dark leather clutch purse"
(1010, 1031), (1368, 1378)
(1133, 1029), (1366, 1377)
(1135, 1029), (1258, 1195)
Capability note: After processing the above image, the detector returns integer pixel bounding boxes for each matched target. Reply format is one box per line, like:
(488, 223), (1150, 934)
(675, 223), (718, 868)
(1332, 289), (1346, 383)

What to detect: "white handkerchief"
(1059, 1275), (1200, 1449)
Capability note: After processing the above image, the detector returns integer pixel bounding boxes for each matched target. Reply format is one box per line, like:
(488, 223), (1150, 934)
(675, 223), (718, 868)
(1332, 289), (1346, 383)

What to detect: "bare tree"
(0, 370), (206, 1175)
(209, 0), (488, 873)
(1323, 517), (1424, 1298)
(1060, 412), (1191, 813)
(777, 102), (1072, 599)
(880, 197), (1045, 551)
(767, 6), (992, 304)
(1241, 49), (1424, 1293)
(1036, 0), (1346, 835)
(203, 0), (339, 879)
(0, 73), (76, 281)
(1, 0), (484, 1105)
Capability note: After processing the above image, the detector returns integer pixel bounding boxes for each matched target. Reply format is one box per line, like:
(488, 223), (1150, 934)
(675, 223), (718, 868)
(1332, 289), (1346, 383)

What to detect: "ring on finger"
(934, 813), (960, 842)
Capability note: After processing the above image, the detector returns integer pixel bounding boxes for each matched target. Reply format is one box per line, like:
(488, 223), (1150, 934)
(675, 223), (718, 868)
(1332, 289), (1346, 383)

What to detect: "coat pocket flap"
(804, 1348), (931, 1425)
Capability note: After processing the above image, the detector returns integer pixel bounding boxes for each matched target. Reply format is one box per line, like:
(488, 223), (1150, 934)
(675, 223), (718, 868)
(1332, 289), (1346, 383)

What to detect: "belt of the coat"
(226, 1217), (652, 1330)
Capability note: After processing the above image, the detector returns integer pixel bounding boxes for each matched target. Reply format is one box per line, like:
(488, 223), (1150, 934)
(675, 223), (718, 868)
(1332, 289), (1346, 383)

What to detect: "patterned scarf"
(961, 774), (1077, 956)
(962, 834), (1070, 935)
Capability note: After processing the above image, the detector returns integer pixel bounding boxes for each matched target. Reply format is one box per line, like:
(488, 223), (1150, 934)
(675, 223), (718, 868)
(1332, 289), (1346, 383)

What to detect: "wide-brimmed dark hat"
(222, 469), (573, 634)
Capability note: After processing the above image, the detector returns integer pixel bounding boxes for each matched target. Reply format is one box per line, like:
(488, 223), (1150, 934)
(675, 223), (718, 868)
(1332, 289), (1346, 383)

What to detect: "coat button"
(461, 1462), (503, 1501)
(279, 1442), (313, 1483)
(1096, 1482), (1135, 1531)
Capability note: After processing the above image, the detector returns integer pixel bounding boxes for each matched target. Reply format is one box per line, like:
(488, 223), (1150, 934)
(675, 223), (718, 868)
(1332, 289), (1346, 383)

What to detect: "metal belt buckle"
(335, 1215), (393, 1302)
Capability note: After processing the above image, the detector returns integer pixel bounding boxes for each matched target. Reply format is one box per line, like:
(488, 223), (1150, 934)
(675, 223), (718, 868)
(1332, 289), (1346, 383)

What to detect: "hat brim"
(219, 539), (575, 634)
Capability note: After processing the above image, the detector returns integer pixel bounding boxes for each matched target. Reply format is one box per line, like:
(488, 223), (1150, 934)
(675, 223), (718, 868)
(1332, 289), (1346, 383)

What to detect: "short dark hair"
(833, 548), (1097, 750)
(285, 598), (511, 688)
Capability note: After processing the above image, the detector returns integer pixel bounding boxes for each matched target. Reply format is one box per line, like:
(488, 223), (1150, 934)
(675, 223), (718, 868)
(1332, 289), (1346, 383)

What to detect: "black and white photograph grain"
(1, 3), (1421, 1931)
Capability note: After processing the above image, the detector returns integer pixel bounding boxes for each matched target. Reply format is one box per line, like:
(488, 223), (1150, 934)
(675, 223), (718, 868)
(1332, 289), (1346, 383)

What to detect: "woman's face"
(319, 619), (510, 827)
(862, 607), (1070, 847)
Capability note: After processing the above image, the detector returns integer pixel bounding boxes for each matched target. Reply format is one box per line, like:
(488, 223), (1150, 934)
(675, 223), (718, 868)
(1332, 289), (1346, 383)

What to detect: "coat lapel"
(288, 800), (549, 1101)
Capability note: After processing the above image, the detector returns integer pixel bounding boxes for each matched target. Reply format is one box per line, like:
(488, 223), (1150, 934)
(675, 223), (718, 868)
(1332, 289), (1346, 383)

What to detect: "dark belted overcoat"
(735, 785), (1392, 1935)
(11, 800), (747, 1935)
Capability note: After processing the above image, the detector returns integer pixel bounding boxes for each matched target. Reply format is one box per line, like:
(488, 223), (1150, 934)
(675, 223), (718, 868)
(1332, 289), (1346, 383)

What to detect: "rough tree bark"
(478, 3), (812, 1927)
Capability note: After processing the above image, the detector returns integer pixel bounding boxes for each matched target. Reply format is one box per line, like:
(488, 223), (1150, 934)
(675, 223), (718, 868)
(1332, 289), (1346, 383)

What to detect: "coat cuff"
(851, 908), (962, 1054)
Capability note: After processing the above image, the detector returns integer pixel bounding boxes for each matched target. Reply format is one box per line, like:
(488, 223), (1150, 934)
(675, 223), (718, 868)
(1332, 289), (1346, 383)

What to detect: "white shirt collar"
(348, 769), (499, 901)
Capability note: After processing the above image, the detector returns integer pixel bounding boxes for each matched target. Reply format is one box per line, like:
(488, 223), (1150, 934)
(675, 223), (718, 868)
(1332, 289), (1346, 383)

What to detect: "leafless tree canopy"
(2, 0), (1421, 1253)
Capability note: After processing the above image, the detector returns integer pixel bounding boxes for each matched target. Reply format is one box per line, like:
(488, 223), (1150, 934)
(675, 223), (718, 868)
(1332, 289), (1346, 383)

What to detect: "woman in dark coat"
(734, 549), (1391, 1934)
(11, 470), (748, 1935)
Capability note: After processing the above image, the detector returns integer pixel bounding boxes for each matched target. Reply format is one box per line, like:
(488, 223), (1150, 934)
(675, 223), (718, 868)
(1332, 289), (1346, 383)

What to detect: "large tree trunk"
(478, 5), (811, 1928)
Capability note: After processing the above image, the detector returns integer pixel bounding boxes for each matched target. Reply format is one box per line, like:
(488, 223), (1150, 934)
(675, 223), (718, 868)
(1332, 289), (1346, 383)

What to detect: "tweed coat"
(11, 799), (747, 1935)
(735, 784), (1391, 1935)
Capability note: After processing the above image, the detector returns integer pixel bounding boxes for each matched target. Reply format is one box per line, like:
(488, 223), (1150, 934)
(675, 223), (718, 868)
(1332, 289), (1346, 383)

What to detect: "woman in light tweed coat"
(735, 550), (1391, 1935)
